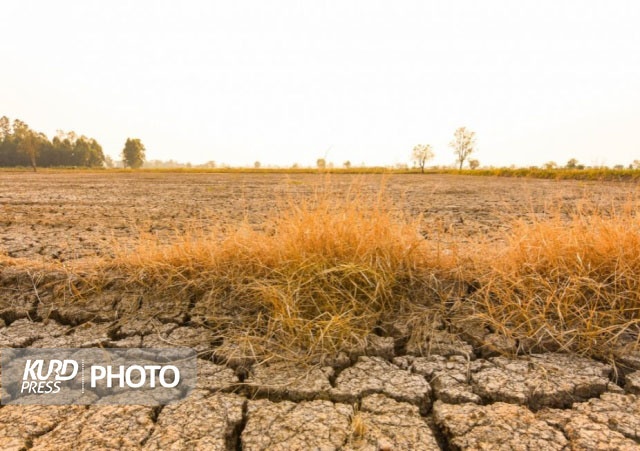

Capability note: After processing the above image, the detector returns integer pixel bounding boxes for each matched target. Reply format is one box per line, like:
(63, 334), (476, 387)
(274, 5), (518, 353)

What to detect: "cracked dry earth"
(2, 173), (640, 449)
(2, 316), (640, 450)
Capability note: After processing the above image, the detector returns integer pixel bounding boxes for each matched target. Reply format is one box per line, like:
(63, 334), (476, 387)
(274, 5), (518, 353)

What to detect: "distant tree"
(13, 120), (43, 171)
(121, 138), (146, 168)
(18, 132), (41, 171)
(543, 161), (558, 170)
(613, 164), (625, 170)
(450, 127), (476, 171)
(411, 144), (434, 173)
(0, 116), (11, 140)
(104, 155), (115, 168)
(254, 161), (261, 169)
(632, 160), (640, 169)
(566, 158), (579, 169)
(468, 159), (480, 170)
(343, 160), (351, 169)
(316, 158), (326, 170)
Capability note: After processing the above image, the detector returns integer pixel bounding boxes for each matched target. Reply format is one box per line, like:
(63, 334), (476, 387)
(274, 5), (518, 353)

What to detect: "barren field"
(2, 171), (640, 450)
(1, 171), (636, 261)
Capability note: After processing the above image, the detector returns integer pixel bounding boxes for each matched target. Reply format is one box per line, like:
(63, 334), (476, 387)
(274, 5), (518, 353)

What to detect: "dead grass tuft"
(99, 183), (453, 362)
(349, 407), (368, 443)
(457, 201), (640, 360)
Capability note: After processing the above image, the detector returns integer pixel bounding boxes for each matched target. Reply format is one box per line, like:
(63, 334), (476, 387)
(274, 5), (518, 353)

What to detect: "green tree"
(122, 138), (146, 168)
(566, 158), (579, 169)
(13, 120), (42, 171)
(316, 158), (326, 170)
(450, 127), (476, 171)
(0, 116), (14, 167)
(73, 136), (105, 167)
(411, 144), (434, 173)
(20, 132), (43, 171)
(469, 159), (480, 169)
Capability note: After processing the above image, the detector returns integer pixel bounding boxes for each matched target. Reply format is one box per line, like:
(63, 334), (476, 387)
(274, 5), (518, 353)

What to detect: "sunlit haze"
(2, 1), (639, 168)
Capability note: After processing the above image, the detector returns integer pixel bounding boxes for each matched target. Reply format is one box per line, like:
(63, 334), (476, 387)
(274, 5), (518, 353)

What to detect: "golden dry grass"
(458, 201), (640, 360)
(43, 180), (640, 364)
(348, 407), (368, 444)
(97, 184), (455, 362)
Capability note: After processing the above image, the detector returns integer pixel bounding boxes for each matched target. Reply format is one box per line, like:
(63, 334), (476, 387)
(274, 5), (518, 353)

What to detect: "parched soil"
(1, 171), (640, 450)
(0, 171), (637, 261)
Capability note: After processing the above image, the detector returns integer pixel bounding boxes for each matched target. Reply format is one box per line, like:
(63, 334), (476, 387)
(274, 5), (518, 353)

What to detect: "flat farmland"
(0, 171), (636, 262)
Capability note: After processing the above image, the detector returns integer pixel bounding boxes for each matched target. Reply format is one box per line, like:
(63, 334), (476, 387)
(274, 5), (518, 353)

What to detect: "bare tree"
(411, 144), (434, 173)
(450, 127), (476, 171)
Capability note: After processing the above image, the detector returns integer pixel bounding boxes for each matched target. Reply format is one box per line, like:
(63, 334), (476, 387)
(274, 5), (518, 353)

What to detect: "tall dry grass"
(101, 185), (454, 362)
(77, 183), (640, 363)
(457, 201), (640, 360)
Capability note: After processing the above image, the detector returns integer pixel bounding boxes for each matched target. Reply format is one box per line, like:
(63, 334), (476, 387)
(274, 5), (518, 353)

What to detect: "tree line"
(0, 116), (105, 171)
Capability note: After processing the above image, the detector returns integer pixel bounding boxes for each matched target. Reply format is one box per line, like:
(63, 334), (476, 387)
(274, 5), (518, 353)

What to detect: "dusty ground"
(0, 171), (637, 261)
(1, 171), (640, 450)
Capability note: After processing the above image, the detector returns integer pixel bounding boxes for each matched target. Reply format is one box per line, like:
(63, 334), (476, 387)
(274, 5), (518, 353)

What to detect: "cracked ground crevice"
(230, 398), (248, 451)
(4, 319), (640, 449)
(138, 405), (165, 447)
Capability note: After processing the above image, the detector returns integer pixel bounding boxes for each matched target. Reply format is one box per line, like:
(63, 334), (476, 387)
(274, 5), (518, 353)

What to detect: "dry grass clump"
(102, 186), (453, 362)
(73, 182), (640, 364)
(460, 202), (640, 359)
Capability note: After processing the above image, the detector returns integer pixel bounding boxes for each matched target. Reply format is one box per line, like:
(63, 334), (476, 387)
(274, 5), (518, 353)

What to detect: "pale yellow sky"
(2, 1), (639, 167)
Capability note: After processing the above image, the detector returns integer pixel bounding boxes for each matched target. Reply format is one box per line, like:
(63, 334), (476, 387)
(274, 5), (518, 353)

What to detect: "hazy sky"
(2, 1), (639, 167)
